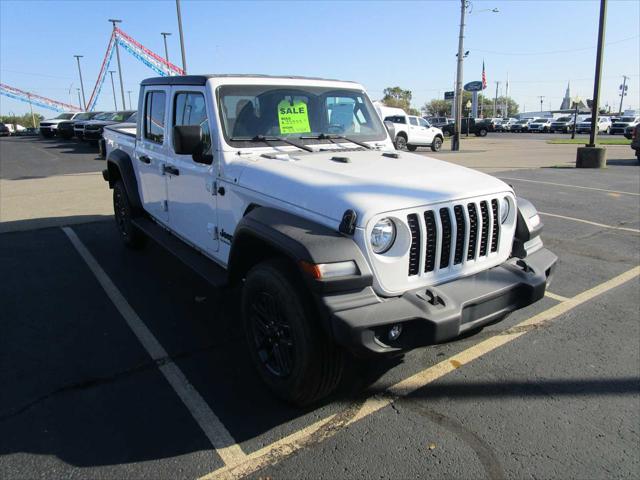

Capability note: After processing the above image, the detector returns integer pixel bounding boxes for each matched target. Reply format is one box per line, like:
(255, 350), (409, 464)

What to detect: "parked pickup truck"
(102, 74), (556, 405)
(441, 118), (490, 137)
(383, 114), (444, 151)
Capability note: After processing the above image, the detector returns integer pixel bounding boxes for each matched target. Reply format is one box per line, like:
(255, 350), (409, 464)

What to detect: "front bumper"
(327, 247), (557, 355)
(84, 130), (102, 140)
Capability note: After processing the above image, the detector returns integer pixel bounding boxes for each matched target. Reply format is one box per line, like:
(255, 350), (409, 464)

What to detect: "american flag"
(482, 61), (487, 90)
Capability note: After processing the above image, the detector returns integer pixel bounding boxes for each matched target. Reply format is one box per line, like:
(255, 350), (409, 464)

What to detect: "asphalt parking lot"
(1, 134), (639, 479)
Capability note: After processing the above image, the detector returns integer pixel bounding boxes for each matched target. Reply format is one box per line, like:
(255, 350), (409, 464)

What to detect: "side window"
(419, 118), (430, 128)
(144, 91), (166, 144)
(409, 117), (418, 126)
(173, 92), (211, 153)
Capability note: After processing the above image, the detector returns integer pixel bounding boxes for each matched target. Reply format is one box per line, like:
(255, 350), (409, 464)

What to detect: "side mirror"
(173, 125), (213, 165)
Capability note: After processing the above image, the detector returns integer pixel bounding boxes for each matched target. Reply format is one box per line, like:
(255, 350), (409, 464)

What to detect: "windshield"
(516, 120), (528, 124)
(619, 117), (635, 122)
(94, 112), (114, 120)
(55, 113), (75, 120)
(218, 85), (386, 147)
(556, 117), (571, 122)
(110, 111), (135, 122)
(74, 112), (94, 120)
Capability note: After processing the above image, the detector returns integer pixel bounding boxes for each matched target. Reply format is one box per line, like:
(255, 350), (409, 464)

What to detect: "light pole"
(587, 0), (607, 148)
(618, 75), (628, 114)
(73, 55), (87, 110)
(175, 0), (187, 74)
(538, 95), (545, 113)
(108, 19), (127, 110)
(161, 32), (172, 64)
(127, 90), (133, 109)
(76, 88), (82, 108)
(27, 94), (36, 128)
(494, 81), (500, 117)
(108, 70), (118, 110)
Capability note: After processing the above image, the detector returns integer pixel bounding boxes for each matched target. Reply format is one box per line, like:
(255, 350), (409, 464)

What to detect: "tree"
(424, 99), (452, 117)
(0, 113), (43, 128)
(382, 86), (413, 112)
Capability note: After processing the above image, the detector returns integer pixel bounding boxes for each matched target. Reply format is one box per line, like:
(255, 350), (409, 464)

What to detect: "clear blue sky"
(1, 0), (638, 117)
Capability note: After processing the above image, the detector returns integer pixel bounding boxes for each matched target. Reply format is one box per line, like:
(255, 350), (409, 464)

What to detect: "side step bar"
(132, 217), (228, 288)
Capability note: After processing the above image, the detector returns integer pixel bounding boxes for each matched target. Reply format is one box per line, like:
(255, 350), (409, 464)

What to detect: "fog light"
(388, 324), (403, 341)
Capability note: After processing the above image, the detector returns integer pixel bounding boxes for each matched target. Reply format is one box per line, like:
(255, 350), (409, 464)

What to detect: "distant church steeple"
(560, 82), (571, 110)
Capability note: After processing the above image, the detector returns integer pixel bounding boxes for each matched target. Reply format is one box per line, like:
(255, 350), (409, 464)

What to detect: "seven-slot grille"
(407, 198), (502, 276)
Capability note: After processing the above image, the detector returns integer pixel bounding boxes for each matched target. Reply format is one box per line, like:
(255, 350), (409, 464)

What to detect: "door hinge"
(207, 223), (218, 240)
(206, 180), (218, 196)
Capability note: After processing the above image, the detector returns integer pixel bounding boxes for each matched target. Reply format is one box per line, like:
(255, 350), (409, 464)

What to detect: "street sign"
(464, 81), (483, 92)
(444, 91), (454, 100)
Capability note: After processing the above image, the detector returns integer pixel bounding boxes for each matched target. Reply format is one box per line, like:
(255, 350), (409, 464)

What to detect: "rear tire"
(478, 128), (488, 137)
(113, 180), (146, 249)
(394, 134), (407, 151)
(242, 259), (344, 406)
(430, 136), (443, 152)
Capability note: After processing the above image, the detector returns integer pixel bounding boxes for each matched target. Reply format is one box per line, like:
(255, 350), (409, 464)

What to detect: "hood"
(84, 120), (117, 127)
(235, 149), (512, 227)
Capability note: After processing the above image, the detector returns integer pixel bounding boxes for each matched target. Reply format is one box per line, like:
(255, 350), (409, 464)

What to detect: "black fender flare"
(105, 149), (143, 212)
(513, 197), (544, 258)
(228, 207), (373, 294)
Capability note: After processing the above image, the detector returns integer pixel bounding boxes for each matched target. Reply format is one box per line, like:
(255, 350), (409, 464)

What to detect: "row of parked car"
(423, 115), (640, 137)
(38, 110), (136, 156)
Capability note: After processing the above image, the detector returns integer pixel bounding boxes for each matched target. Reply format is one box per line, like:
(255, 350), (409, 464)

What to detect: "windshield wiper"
(230, 135), (314, 152)
(302, 133), (372, 150)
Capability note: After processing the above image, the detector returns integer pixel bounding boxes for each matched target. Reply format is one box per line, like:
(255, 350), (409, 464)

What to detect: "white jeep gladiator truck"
(102, 74), (556, 405)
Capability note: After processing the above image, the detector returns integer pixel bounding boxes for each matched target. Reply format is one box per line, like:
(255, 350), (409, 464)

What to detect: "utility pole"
(77, 88), (82, 108)
(175, 0), (187, 74)
(493, 81), (500, 117)
(109, 70), (118, 110)
(73, 55), (87, 110)
(538, 95), (545, 113)
(108, 19), (127, 110)
(504, 74), (509, 118)
(618, 75), (628, 114)
(587, 0), (607, 148)
(161, 32), (172, 65)
(27, 94), (36, 128)
(452, 0), (466, 151)
(127, 90), (133, 109)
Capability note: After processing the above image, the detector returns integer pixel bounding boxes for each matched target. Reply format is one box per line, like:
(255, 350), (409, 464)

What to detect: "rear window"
(384, 115), (406, 124)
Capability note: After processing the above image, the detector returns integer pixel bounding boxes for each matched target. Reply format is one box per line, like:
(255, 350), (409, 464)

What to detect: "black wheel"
(113, 180), (146, 249)
(394, 134), (407, 150)
(242, 259), (344, 405)
(431, 136), (443, 152)
(478, 128), (488, 137)
(406, 145), (418, 151)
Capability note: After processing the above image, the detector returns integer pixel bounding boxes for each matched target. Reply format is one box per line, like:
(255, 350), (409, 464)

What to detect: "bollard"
(576, 146), (607, 168)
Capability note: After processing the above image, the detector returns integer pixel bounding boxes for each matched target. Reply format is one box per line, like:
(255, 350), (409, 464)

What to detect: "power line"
(471, 35), (639, 56)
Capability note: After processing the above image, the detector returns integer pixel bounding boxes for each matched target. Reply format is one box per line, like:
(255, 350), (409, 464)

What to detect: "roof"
(140, 74), (356, 86)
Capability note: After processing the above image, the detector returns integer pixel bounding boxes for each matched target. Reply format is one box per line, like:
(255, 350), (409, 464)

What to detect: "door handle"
(139, 155), (151, 164)
(163, 165), (180, 176)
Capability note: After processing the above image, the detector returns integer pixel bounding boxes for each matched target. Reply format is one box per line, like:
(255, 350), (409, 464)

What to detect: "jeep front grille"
(408, 198), (502, 277)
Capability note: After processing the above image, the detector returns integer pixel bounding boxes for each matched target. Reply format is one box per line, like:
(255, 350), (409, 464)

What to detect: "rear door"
(135, 87), (170, 224)
(165, 87), (219, 254)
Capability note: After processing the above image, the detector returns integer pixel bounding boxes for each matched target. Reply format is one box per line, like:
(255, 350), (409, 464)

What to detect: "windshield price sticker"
(277, 99), (311, 134)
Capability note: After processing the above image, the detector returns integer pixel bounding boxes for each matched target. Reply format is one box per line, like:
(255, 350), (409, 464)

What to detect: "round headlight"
(371, 218), (396, 254)
(499, 197), (510, 223)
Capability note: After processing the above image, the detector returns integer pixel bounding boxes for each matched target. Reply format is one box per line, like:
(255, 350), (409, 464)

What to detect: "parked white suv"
(576, 116), (612, 134)
(528, 118), (553, 133)
(39, 112), (82, 138)
(384, 114), (444, 151)
(102, 74), (556, 405)
(610, 116), (640, 135)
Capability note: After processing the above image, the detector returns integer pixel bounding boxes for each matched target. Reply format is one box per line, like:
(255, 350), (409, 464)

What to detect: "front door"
(418, 118), (436, 144)
(135, 87), (170, 224)
(165, 88), (219, 254)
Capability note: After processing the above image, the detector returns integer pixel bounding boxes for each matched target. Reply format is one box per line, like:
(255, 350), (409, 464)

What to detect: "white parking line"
(200, 265), (640, 480)
(499, 177), (640, 197)
(539, 211), (640, 234)
(545, 291), (569, 302)
(61, 227), (246, 466)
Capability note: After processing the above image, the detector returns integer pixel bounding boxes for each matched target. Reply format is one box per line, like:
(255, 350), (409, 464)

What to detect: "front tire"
(406, 145), (418, 151)
(242, 259), (344, 405)
(477, 128), (488, 137)
(430, 136), (443, 152)
(113, 180), (146, 249)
